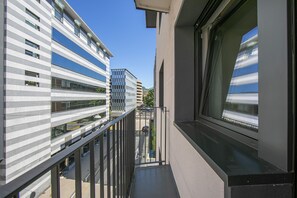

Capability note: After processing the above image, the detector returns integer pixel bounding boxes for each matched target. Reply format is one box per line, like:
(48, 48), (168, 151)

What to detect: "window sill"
(174, 121), (293, 186)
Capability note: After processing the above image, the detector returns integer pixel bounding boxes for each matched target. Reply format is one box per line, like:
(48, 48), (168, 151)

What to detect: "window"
(87, 37), (91, 46)
(51, 113), (106, 139)
(25, 81), (39, 87)
(200, 0), (258, 133)
(64, 11), (74, 26)
(52, 77), (106, 93)
(25, 20), (40, 31)
(25, 49), (40, 59)
(52, 100), (106, 113)
(25, 9), (40, 21)
(74, 23), (80, 36)
(25, 70), (39, 78)
(54, 4), (63, 22)
(25, 39), (39, 49)
(159, 62), (164, 107)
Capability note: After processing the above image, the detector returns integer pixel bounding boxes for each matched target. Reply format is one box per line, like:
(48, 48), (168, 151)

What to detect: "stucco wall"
(155, 0), (225, 197)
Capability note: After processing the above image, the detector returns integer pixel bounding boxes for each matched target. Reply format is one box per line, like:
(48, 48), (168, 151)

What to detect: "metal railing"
(135, 107), (167, 166)
(0, 109), (136, 198)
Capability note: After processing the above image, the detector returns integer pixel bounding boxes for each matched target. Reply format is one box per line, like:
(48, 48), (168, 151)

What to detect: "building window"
(25, 49), (40, 59)
(52, 100), (106, 113)
(25, 70), (39, 78)
(159, 62), (164, 107)
(54, 4), (63, 22)
(25, 81), (39, 87)
(200, 0), (258, 134)
(25, 20), (40, 31)
(25, 9), (40, 21)
(52, 77), (106, 93)
(74, 23), (80, 36)
(51, 113), (106, 139)
(64, 11), (74, 26)
(87, 37), (91, 46)
(25, 39), (40, 49)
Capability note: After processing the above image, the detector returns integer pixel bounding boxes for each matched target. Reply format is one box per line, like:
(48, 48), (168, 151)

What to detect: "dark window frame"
(192, 0), (295, 171)
(195, 0), (258, 142)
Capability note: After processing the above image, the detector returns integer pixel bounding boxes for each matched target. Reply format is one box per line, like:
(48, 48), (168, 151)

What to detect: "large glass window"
(52, 100), (106, 113)
(52, 28), (106, 71)
(51, 52), (106, 82)
(51, 112), (106, 139)
(201, 0), (258, 131)
(54, 5), (63, 22)
(52, 77), (106, 93)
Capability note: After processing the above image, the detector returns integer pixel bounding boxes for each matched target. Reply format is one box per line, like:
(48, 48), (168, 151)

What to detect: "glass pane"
(202, 0), (258, 130)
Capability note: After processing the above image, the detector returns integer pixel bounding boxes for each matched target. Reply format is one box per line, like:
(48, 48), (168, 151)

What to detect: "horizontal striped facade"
(1, 0), (52, 184)
(0, 0), (111, 186)
(111, 69), (137, 116)
(222, 27), (259, 129)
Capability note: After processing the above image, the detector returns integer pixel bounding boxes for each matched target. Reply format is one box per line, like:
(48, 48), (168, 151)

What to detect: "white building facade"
(0, 0), (112, 188)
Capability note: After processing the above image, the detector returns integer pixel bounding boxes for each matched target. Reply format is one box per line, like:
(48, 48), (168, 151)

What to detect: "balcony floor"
(131, 165), (180, 198)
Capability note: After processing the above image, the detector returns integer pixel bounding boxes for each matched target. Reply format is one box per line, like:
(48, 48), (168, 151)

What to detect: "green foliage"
(143, 88), (154, 107)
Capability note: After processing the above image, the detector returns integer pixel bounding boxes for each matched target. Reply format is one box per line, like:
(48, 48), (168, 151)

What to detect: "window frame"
(191, 0), (294, 171)
(196, 0), (259, 140)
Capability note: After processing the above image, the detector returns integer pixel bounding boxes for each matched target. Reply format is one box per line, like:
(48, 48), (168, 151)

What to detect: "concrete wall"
(155, 0), (225, 197)
(0, 0), (4, 162)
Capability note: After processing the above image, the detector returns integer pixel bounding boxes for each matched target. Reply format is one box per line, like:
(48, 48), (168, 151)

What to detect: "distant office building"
(0, 0), (112, 191)
(111, 69), (137, 117)
(136, 80), (143, 107)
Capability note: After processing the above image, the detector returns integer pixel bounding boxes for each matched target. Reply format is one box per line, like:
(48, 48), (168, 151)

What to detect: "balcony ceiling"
(134, 0), (171, 13)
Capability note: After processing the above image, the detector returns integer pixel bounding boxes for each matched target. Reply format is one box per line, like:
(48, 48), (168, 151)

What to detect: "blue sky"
(67, 0), (156, 88)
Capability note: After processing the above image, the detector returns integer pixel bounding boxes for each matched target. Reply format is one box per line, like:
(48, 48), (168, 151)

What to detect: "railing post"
(121, 119), (124, 197)
(51, 165), (60, 198)
(100, 134), (104, 198)
(112, 124), (116, 198)
(164, 107), (167, 164)
(107, 128), (111, 198)
(74, 149), (82, 198)
(159, 108), (163, 165)
(116, 122), (120, 197)
(89, 140), (95, 198)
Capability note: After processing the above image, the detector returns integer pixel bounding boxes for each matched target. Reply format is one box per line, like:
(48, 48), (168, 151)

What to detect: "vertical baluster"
(138, 110), (141, 165)
(144, 111), (147, 163)
(107, 128), (111, 198)
(100, 134), (104, 198)
(51, 165), (60, 198)
(116, 122), (120, 198)
(160, 108), (163, 165)
(90, 140), (95, 198)
(112, 124), (116, 198)
(75, 149), (82, 198)
(164, 107), (167, 164)
(121, 119), (124, 197)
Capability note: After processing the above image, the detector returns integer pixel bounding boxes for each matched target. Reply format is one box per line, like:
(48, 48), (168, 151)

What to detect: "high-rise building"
(110, 69), (137, 117)
(136, 80), (143, 107)
(0, 0), (112, 189)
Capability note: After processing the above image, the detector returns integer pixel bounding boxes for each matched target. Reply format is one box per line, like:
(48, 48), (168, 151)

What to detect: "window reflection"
(222, 27), (258, 129)
(52, 100), (106, 113)
(52, 77), (106, 93)
(201, 0), (258, 131)
(51, 112), (106, 139)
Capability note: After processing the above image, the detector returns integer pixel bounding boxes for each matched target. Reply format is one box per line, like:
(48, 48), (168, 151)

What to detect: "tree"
(143, 88), (154, 107)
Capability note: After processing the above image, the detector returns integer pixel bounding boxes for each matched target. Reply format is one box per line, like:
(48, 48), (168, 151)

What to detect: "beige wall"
(155, 0), (224, 197)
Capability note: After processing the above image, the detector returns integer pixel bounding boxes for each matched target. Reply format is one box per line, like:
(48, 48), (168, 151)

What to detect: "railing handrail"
(0, 108), (136, 198)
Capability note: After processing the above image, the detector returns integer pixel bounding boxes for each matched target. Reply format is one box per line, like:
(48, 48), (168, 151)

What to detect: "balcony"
(0, 107), (178, 198)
